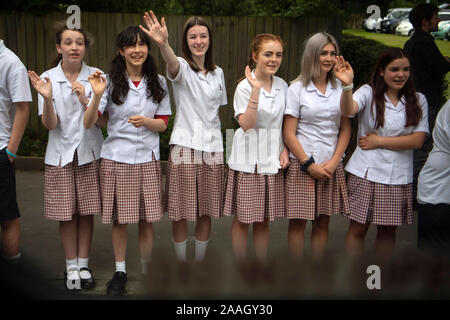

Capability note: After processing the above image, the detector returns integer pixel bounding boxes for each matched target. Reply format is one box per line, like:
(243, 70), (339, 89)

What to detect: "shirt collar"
(251, 70), (281, 98)
(306, 80), (334, 97)
(384, 94), (406, 111)
(0, 40), (5, 54)
(126, 73), (146, 92)
(54, 60), (90, 83)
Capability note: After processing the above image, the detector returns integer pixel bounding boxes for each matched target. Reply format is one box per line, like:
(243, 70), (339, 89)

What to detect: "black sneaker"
(79, 267), (95, 290)
(106, 271), (127, 296)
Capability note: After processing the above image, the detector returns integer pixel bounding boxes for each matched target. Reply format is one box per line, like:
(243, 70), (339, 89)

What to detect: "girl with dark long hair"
(335, 47), (429, 261)
(140, 11), (227, 262)
(84, 25), (171, 296)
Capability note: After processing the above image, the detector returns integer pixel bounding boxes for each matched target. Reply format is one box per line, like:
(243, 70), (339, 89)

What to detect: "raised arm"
(140, 11), (180, 78)
(334, 56), (359, 117)
(237, 66), (261, 132)
(84, 71), (106, 129)
(28, 70), (58, 130)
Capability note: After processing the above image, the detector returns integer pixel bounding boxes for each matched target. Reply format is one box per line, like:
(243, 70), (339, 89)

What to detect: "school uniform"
(98, 74), (171, 224)
(0, 40), (32, 222)
(346, 84), (429, 226)
(284, 80), (350, 221)
(224, 75), (287, 224)
(164, 57), (227, 222)
(38, 61), (103, 221)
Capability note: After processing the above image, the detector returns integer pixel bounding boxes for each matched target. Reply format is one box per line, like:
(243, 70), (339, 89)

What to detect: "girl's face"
(120, 34), (148, 69)
(319, 43), (337, 74)
(380, 57), (410, 92)
(56, 30), (86, 64)
(253, 40), (283, 76)
(186, 25), (210, 58)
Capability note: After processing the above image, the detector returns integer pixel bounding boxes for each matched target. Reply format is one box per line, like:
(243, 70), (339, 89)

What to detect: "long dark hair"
(369, 47), (422, 129)
(109, 25), (166, 105)
(181, 16), (216, 73)
(51, 21), (92, 68)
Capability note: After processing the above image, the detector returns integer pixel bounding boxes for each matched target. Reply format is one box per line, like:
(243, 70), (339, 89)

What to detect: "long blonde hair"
(291, 32), (339, 87)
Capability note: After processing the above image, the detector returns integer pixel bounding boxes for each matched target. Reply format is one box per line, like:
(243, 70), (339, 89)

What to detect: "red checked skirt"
(223, 168), (286, 224)
(164, 145), (225, 222)
(346, 173), (413, 226)
(44, 152), (101, 221)
(100, 154), (164, 224)
(285, 159), (350, 220)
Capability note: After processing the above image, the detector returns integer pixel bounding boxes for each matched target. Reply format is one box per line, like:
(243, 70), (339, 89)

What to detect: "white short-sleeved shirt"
(98, 74), (171, 164)
(167, 57), (227, 152)
(0, 40), (32, 150)
(38, 61), (103, 167)
(227, 75), (288, 174)
(418, 99), (450, 205)
(346, 84), (429, 185)
(284, 80), (343, 164)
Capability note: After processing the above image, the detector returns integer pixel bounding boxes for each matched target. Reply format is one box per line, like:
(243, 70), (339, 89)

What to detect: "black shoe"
(79, 267), (95, 290)
(106, 271), (127, 296)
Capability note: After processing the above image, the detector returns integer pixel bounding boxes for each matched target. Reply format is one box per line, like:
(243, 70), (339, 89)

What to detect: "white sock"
(140, 258), (151, 275)
(3, 252), (21, 261)
(78, 257), (91, 279)
(195, 239), (209, 262)
(115, 260), (126, 273)
(66, 258), (78, 271)
(173, 238), (187, 262)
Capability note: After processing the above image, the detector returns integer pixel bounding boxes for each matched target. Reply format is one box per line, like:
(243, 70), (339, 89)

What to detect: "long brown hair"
(369, 47), (422, 129)
(50, 21), (92, 68)
(181, 16), (215, 73)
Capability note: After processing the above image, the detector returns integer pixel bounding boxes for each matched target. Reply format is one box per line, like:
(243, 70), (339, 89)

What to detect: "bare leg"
(77, 215), (94, 259)
(172, 219), (187, 242)
(375, 226), (397, 263)
(59, 215), (78, 260)
(195, 215), (211, 241)
(311, 215), (330, 260)
(231, 216), (249, 261)
(138, 221), (153, 260)
(112, 222), (127, 262)
(288, 219), (307, 258)
(0, 218), (21, 257)
(253, 219), (269, 263)
(345, 220), (370, 256)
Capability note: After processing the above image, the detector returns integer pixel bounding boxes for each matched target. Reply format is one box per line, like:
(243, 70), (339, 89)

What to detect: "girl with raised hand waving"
(84, 26), (171, 296)
(224, 34), (289, 263)
(140, 11), (227, 262)
(334, 48), (429, 262)
(28, 22), (105, 290)
(283, 32), (351, 261)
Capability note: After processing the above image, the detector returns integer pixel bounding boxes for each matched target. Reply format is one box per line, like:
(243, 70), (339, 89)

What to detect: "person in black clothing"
(403, 3), (450, 205)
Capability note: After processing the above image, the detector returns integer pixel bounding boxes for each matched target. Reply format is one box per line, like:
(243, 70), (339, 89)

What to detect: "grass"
(343, 29), (450, 98)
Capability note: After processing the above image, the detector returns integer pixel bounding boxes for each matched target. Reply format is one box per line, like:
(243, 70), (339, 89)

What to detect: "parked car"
(380, 8), (412, 33)
(396, 19), (414, 36)
(431, 20), (450, 40)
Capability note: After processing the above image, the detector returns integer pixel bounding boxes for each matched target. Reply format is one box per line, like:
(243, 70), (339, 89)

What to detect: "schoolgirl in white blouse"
(84, 26), (171, 296)
(140, 11), (227, 262)
(28, 23), (105, 290)
(224, 33), (289, 262)
(335, 48), (429, 262)
(283, 33), (351, 260)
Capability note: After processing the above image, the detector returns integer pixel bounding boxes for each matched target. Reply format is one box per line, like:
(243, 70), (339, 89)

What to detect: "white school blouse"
(167, 57), (227, 152)
(417, 99), (450, 205)
(284, 80), (344, 164)
(98, 74), (171, 164)
(0, 40), (32, 150)
(346, 84), (429, 185)
(38, 61), (103, 167)
(227, 75), (288, 174)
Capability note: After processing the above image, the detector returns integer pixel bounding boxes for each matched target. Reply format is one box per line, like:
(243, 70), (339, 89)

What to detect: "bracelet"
(249, 99), (258, 104)
(6, 149), (17, 158)
(300, 155), (315, 172)
(341, 83), (354, 91)
(247, 105), (257, 110)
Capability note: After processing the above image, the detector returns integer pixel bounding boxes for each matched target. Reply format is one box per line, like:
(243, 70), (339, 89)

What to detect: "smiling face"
(380, 57), (411, 93)
(253, 40), (283, 76)
(119, 34), (148, 69)
(186, 25), (210, 59)
(319, 42), (337, 75)
(56, 30), (86, 64)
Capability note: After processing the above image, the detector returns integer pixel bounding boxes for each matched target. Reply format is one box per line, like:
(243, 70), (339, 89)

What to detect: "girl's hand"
(140, 10), (169, 46)
(88, 71), (106, 97)
(307, 163), (332, 179)
(128, 115), (146, 128)
(245, 65), (261, 89)
(28, 70), (52, 100)
(279, 147), (290, 169)
(333, 55), (354, 86)
(72, 81), (88, 107)
(359, 131), (381, 150)
(321, 158), (339, 176)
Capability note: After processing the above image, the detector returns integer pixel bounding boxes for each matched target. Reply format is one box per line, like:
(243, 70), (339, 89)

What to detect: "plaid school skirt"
(285, 159), (350, 220)
(346, 173), (413, 226)
(44, 152), (101, 221)
(100, 155), (164, 224)
(164, 145), (225, 222)
(223, 168), (285, 224)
